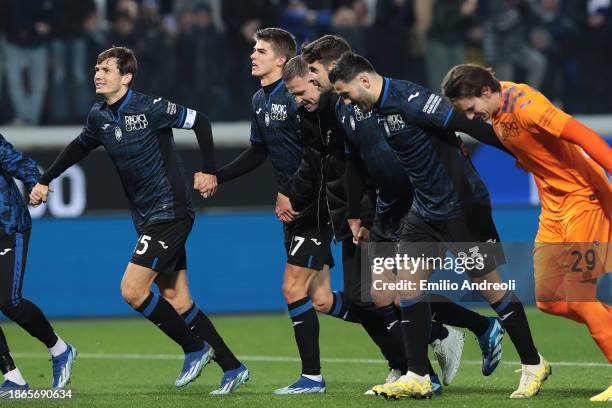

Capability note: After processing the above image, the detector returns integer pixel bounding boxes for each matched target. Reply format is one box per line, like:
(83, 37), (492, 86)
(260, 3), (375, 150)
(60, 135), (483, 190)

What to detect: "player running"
(442, 64), (612, 402)
(0, 134), (75, 395)
(29, 46), (247, 394)
(330, 52), (547, 399)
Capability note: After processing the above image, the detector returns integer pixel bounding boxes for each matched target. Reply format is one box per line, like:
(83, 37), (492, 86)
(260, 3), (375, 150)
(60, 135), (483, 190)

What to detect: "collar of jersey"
(375, 77), (390, 110)
(265, 80), (285, 108)
(107, 89), (134, 123)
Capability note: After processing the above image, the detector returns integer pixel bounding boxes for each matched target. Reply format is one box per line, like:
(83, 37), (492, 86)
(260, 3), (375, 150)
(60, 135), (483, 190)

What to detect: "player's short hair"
(254, 28), (297, 63)
(328, 52), (374, 84)
(301, 35), (352, 66)
(442, 64), (501, 100)
(282, 56), (310, 82)
(96, 46), (138, 87)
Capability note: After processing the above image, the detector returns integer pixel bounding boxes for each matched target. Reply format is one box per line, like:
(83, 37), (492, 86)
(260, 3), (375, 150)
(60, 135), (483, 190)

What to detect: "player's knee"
(311, 291), (333, 313)
(120, 282), (149, 308)
(0, 299), (21, 318)
(282, 280), (308, 303)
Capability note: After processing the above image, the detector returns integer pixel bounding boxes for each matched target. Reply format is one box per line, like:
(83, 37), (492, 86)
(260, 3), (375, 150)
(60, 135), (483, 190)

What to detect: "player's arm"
(399, 85), (515, 156)
(0, 133), (41, 192)
(559, 118), (612, 174)
(277, 155), (312, 223)
(190, 111), (218, 197)
(345, 147), (367, 243)
(446, 109), (516, 157)
(31, 113), (100, 206)
(216, 112), (268, 183)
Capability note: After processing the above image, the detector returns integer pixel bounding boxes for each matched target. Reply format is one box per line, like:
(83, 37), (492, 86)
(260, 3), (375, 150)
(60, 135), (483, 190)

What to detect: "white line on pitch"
(10, 352), (610, 368)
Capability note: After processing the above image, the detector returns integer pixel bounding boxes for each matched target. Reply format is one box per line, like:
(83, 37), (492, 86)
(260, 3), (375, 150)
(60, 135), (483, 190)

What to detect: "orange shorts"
(534, 208), (611, 302)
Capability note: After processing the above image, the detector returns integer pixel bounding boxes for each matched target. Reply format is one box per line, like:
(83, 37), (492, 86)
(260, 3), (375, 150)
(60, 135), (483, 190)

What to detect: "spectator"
(531, 0), (583, 112)
(331, 6), (366, 55)
(423, 0), (478, 90)
(482, 0), (547, 89)
(280, 0), (332, 46)
(368, 0), (422, 82)
(2, 0), (53, 125)
(175, 3), (229, 119)
(48, 0), (98, 123)
(221, 0), (279, 120)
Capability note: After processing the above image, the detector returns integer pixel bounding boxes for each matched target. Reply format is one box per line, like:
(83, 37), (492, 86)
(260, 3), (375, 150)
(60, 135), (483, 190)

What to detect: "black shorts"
(130, 218), (193, 274)
(398, 204), (506, 277)
(283, 220), (334, 270)
(371, 200), (412, 243)
(0, 230), (30, 308)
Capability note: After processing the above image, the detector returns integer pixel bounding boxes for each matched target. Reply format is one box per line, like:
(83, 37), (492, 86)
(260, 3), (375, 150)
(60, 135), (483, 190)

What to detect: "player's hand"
(29, 183), (53, 207)
(194, 172), (217, 199)
(347, 218), (362, 244)
(276, 192), (298, 223)
(358, 227), (370, 243)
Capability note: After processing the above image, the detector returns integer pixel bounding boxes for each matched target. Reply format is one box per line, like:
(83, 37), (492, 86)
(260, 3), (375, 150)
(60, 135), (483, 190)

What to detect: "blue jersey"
(336, 102), (412, 214)
(78, 90), (196, 231)
(250, 80), (302, 188)
(0, 134), (40, 235)
(374, 78), (489, 219)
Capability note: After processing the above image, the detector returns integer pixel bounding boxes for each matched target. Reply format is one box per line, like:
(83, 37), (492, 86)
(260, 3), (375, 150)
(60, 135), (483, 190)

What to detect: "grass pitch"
(2, 308), (610, 407)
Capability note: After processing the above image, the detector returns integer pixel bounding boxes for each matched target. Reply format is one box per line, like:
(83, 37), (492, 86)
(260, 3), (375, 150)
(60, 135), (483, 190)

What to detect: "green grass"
(2, 308), (610, 407)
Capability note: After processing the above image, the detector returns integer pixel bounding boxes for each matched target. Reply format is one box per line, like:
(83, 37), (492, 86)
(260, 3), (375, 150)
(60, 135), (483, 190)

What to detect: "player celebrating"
(29, 46), (248, 394)
(442, 64), (612, 402)
(210, 27), (334, 394)
(330, 52), (547, 399)
(0, 133), (75, 394)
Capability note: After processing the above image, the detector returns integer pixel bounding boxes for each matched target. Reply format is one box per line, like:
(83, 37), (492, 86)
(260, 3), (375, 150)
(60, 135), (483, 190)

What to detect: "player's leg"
(453, 205), (548, 398)
(0, 230), (75, 389)
(273, 221), (331, 394)
(121, 262), (210, 387)
(379, 245), (434, 400)
(157, 267), (248, 395)
(0, 326), (28, 396)
(561, 210), (612, 362)
(0, 252), (28, 395)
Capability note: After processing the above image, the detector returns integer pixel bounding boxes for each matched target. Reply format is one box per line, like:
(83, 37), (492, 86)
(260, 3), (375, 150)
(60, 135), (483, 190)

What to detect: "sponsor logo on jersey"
(354, 106), (372, 121)
(153, 97), (162, 104)
(166, 102), (177, 115)
(101, 124), (110, 130)
(497, 121), (520, 140)
(385, 114), (406, 132)
(408, 91), (420, 102)
(125, 114), (149, 132)
(422, 93), (442, 114)
(270, 103), (287, 121)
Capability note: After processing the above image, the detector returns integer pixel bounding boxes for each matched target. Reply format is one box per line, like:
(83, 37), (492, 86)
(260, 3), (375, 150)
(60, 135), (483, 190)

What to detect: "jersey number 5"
(136, 235), (152, 255)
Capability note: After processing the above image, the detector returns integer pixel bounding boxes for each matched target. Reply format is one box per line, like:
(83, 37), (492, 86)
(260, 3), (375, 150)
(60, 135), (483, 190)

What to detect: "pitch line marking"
(10, 352), (610, 368)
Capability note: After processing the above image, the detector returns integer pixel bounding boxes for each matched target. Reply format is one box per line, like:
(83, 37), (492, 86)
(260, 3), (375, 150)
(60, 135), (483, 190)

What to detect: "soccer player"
(281, 54), (427, 394)
(0, 133), (75, 394)
(209, 27), (335, 394)
(29, 46), (248, 394)
(330, 52), (547, 399)
(441, 64), (612, 402)
(300, 35), (509, 395)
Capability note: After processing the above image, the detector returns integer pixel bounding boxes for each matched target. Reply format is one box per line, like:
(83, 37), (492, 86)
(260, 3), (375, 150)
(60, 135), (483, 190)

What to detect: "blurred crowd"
(0, 0), (611, 125)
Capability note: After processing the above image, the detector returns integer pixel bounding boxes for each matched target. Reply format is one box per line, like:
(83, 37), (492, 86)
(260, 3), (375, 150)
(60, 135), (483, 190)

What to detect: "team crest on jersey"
(114, 126), (123, 142)
(350, 116), (356, 130)
(124, 114), (148, 132)
(265, 112), (271, 127)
